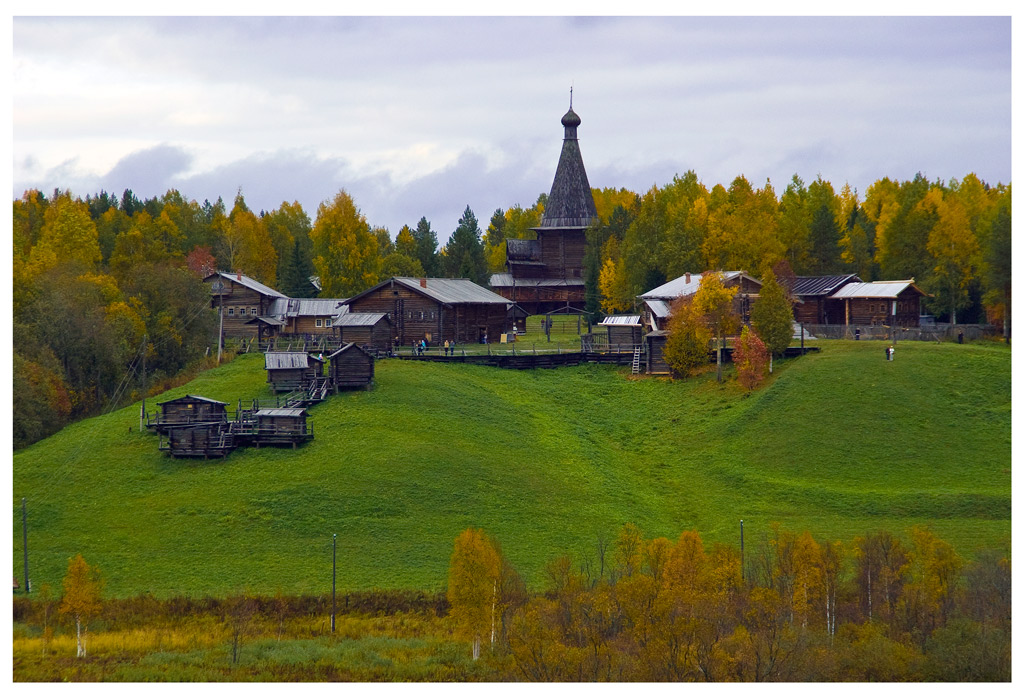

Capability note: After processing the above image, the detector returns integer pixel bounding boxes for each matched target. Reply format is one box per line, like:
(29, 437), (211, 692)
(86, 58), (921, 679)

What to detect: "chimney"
(237, 271), (242, 281)
(420, 278), (427, 288)
(685, 272), (691, 284)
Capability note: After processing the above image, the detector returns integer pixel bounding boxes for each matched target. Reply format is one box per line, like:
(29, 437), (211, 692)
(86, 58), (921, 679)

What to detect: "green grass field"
(12, 339), (1010, 598)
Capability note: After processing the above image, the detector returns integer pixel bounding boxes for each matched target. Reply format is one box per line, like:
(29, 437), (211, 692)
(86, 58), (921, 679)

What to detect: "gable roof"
(264, 351), (324, 370)
(156, 394), (228, 407)
(640, 271), (758, 300)
(204, 271), (287, 299)
(265, 297), (348, 317)
(256, 408), (307, 418)
(792, 274), (862, 297)
(345, 277), (511, 307)
(830, 280), (927, 299)
(599, 315), (642, 326)
(327, 342), (373, 360)
(332, 312), (391, 327)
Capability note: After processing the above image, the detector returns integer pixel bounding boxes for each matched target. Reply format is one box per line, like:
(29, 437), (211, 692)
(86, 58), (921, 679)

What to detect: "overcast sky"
(12, 13), (1012, 243)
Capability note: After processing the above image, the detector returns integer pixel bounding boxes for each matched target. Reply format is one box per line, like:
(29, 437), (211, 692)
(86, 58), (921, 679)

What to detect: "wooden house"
(490, 107), (597, 314)
(645, 330), (671, 375)
(249, 298), (348, 341)
(265, 351), (325, 393)
(791, 275), (861, 324)
(328, 343), (375, 391)
(204, 272), (288, 338)
(343, 277), (510, 346)
(149, 395), (228, 434)
(598, 315), (644, 347)
(251, 408), (312, 447)
(160, 423), (235, 458)
(829, 280), (927, 327)
(640, 271), (762, 330)
(331, 312), (393, 350)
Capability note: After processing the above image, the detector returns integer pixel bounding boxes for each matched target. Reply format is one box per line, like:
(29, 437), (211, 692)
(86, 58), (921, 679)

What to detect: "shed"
(160, 423), (235, 458)
(598, 315), (643, 347)
(645, 330), (671, 375)
(252, 408), (312, 447)
(265, 351), (325, 393)
(331, 312), (393, 350)
(149, 395), (229, 433)
(328, 343), (375, 391)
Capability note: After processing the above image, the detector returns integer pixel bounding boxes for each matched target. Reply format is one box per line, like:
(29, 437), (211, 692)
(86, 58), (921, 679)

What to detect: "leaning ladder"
(631, 346), (642, 374)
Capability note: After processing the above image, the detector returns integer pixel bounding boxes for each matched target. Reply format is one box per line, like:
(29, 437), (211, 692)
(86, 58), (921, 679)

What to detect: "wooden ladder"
(631, 346), (642, 374)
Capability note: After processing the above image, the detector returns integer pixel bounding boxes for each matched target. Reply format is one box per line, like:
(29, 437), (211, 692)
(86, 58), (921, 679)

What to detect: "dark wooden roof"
(156, 394), (228, 407)
(327, 342), (374, 360)
(536, 107), (598, 230)
(506, 237), (542, 263)
(792, 274), (861, 297)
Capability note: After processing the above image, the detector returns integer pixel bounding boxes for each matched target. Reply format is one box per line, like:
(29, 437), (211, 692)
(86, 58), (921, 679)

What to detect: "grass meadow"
(11, 338), (1010, 598)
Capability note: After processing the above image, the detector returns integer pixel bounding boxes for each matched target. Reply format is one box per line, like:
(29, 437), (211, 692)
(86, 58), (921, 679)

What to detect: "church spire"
(539, 100), (597, 229)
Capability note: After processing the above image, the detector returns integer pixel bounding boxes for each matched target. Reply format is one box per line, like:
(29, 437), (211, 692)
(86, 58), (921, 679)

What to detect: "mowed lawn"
(12, 340), (1010, 597)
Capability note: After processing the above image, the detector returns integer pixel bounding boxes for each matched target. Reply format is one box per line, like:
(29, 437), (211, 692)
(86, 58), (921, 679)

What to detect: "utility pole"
(22, 498), (29, 594)
(331, 534), (337, 633)
(139, 334), (147, 431)
(740, 519), (745, 584)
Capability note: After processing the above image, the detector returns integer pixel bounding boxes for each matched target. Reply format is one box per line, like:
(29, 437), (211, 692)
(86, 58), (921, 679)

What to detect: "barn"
(328, 343), (375, 391)
(343, 277), (510, 346)
(149, 395), (229, 434)
(265, 351), (325, 393)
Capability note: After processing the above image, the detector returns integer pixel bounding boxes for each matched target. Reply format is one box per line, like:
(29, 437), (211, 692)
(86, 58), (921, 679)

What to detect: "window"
(325, 318), (332, 328)
(315, 318), (323, 328)
(251, 307), (258, 316)
(228, 307), (235, 316)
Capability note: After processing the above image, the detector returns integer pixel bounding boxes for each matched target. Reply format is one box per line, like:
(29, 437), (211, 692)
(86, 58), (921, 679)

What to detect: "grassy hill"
(12, 340), (1010, 598)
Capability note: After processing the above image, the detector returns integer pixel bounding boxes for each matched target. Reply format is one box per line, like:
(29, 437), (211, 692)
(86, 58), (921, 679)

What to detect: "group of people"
(402, 338), (458, 356)
(886, 344), (896, 361)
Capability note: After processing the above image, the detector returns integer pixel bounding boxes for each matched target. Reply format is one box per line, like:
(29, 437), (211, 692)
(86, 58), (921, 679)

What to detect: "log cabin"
(250, 408), (312, 448)
(328, 342), (375, 391)
(343, 277), (510, 346)
(264, 351), (325, 393)
(249, 298), (349, 342)
(490, 106), (598, 314)
(204, 272), (288, 338)
(829, 280), (927, 327)
(791, 275), (862, 325)
(160, 423), (235, 458)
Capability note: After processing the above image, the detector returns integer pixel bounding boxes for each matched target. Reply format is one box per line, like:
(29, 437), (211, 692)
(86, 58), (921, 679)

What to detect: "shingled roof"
(535, 107), (598, 230)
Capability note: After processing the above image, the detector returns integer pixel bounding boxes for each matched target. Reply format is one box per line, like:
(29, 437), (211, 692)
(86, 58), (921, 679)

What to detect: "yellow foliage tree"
(59, 554), (103, 658)
(447, 528), (501, 660)
(311, 190), (381, 297)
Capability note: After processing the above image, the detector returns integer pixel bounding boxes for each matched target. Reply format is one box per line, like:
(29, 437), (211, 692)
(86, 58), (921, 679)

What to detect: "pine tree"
(444, 206), (487, 284)
(280, 239), (317, 298)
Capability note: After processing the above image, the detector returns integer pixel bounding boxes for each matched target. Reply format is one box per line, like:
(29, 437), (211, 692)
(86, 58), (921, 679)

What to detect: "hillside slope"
(12, 340), (1010, 597)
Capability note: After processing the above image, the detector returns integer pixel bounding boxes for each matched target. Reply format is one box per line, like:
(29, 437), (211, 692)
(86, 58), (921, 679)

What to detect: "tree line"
(11, 169), (1010, 447)
(448, 524), (1010, 681)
